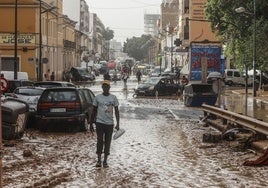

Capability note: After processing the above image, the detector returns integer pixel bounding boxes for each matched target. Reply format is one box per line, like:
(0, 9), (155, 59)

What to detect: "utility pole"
(38, 0), (42, 81)
(169, 25), (174, 72)
(14, 0), (18, 79)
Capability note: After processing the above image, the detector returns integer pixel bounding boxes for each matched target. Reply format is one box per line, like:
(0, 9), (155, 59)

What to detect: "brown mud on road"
(2, 95), (268, 187)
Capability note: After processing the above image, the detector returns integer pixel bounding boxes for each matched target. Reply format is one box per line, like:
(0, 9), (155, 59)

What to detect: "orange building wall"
(0, 0), (38, 80)
(190, 0), (218, 42)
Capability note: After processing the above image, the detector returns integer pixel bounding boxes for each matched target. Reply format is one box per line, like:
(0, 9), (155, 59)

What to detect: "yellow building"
(0, 0), (38, 80)
(0, 0), (77, 81)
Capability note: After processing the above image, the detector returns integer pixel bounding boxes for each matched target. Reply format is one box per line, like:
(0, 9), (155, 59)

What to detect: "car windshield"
(15, 88), (43, 96)
(144, 77), (161, 84)
(77, 68), (89, 75)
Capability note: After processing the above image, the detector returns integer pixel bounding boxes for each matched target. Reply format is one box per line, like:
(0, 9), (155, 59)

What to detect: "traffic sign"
(0, 77), (9, 93)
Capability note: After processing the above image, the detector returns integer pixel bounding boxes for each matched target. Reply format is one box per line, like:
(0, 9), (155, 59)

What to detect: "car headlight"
(16, 113), (26, 131)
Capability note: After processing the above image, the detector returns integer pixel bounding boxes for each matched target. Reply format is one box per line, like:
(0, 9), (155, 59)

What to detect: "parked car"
(4, 79), (34, 93)
(224, 69), (253, 86)
(6, 86), (45, 128)
(160, 68), (178, 80)
(34, 81), (76, 88)
(36, 87), (95, 131)
(1, 97), (29, 140)
(68, 67), (95, 82)
(134, 76), (181, 97)
(149, 67), (162, 77)
(99, 61), (108, 74)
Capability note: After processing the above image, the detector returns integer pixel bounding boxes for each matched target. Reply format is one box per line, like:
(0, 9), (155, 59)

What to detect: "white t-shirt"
(93, 93), (119, 125)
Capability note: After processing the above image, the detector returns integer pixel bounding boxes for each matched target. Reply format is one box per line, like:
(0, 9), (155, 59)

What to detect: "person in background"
(181, 75), (189, 86)
(122, 72), (128, 90)
(45, 69), (50, 81)
(103, 71), (111, 81)
(90, 80), (120, 168)
(136, 69), (142, 84)
(50, 71), (55, 81)
(112, 69), (118, 83)
(180, 75), (189, 95)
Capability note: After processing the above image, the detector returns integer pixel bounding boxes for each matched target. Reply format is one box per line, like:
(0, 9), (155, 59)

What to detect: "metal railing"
(202, 104), (268, 136)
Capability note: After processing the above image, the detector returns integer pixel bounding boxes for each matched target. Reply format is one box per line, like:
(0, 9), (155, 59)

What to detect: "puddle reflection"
(221, 91), (268, 122)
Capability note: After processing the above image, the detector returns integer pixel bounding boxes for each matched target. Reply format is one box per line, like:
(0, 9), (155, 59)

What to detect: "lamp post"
(38, 0), (42, 81)
(235, 0), (256, 97)
(14, 0), (18, 79)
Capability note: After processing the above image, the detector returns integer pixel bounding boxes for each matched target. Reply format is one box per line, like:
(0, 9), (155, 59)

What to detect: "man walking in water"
(90, 80), (120, 168)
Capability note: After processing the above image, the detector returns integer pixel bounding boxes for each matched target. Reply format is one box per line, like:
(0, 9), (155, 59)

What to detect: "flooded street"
(2, 79), (268, 187)
(221, 87), (268, 122)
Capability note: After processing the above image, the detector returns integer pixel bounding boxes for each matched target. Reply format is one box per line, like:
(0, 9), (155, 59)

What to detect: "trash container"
(1, 98), (29, 140)
(184, 83), (217, 107)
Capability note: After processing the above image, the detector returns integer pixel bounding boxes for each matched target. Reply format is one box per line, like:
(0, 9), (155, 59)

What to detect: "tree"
(103, 27), (114, 40)
(123, 34), (156, 61)
(205, 0), (268, 71)
(102, 27), (114, 60)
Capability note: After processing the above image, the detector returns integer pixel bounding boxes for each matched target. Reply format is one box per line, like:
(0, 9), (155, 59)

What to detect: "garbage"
(243, 149), (268, 166)
(184, 84), (217, 107)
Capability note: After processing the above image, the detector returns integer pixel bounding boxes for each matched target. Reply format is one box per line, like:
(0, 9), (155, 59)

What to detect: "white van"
(1, 71), (29, 80)
(224, 69), (252, 86)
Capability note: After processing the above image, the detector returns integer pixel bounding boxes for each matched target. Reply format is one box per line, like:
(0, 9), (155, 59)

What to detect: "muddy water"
(221, 89), (268, 122)
(2, 80), (268, 187)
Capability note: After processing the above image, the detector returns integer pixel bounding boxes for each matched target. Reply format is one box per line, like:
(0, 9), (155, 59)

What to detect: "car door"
(79, 88), (95, 121)
(165, 78), (176, 94)
(157, 78), (167, 95)
(233, 71), (243, 85)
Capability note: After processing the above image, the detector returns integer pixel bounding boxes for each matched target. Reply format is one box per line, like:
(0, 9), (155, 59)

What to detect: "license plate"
(50, 108), (66, 112)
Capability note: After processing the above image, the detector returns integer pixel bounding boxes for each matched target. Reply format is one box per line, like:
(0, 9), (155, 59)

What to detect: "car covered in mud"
(1, 97), (29, 140)
(34, 81), (76, 88)
(36, 87), (95, 131)
(134, 76), (181, 97)
(6, 86), (45, 128)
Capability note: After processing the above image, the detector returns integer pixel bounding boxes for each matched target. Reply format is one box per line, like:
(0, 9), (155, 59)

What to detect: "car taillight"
(37, 102), (81, 111)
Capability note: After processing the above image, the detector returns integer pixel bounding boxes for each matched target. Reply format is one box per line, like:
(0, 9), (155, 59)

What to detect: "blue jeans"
(95, 122), (114, 155)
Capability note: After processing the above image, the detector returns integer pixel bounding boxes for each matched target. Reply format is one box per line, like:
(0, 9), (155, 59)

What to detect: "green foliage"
(102, 27), (114, 41)
(205, 0), (268, 70)
(123, 35), (156, 61)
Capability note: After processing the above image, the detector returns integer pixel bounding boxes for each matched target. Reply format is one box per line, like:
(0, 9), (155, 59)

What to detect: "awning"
(180, 64), (189, 75)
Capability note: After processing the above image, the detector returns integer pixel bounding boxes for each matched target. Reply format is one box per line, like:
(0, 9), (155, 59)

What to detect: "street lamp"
(38, 0), (42, 81)
(235, 1), (257, 97)
(14, 0), (18, 79)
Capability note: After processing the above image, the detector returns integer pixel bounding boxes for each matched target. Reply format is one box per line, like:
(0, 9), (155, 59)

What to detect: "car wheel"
(226, 80), (233, 86)
(79, 116), (89, 132)
(155, 90), (159, 97)
(176, 89), (181, 96)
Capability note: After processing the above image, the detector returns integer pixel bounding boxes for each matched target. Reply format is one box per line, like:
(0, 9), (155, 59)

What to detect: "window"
(234, 71), (240, 77)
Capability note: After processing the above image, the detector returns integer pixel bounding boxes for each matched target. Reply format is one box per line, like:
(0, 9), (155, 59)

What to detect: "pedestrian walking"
(103, 71), (111, 81)
(136, 69), (142, 83)
(181, 75), (189, 86)
(90, 80), (120, 168)
(121, 73), (128, 90)
(50, 71), (55, 81)
(44, 69), (50, 81)
(112, 69), (118, 83)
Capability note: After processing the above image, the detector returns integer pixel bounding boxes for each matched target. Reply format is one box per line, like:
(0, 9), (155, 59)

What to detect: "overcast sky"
(85, 0), (163, 43)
